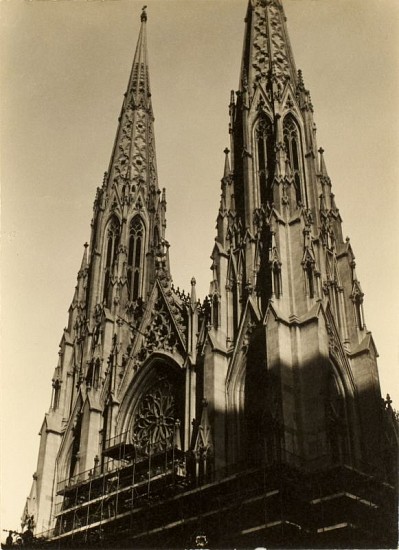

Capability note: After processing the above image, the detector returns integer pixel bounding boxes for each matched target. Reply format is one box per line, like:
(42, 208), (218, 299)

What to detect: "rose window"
(132, 379), (176, 454)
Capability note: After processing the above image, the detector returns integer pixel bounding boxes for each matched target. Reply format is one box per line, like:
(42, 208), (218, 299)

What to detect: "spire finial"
(141, 5), (147, 22)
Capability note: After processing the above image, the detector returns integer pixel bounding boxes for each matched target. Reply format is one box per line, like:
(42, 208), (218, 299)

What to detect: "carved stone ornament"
(250, 1), (291, 91)
(242, 320), (256, 352)
(132, 379), (176, 454)
(74, 313), (87, 341)
(326, 321), (340, 360)
(138, 297), (179, 361)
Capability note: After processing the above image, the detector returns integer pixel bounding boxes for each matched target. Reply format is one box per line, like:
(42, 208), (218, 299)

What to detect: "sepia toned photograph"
(1, 0), (398, 548)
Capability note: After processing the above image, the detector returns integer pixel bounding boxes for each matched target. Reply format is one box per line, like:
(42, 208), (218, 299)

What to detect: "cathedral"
(20, 1), (398, 548)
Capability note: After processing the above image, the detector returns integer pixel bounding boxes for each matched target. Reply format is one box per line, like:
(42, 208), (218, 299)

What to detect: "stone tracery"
(132, 379), (176, 454)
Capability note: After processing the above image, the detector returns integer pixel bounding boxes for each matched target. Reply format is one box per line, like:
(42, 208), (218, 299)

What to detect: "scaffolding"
(53, 432), (186, 545)
(47, 445), (397, 548)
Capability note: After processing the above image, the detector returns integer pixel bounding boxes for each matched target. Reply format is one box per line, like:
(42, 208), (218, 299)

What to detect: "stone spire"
(105, 6), (159, 196)
(83, 7), (171, 310)
(240, 0), (298, 96)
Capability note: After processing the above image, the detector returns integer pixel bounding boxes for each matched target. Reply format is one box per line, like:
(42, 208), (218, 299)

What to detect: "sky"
(1, 0), (398, 536)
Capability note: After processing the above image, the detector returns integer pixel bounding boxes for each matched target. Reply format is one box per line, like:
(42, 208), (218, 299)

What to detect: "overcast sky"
(1, 0), (398, 536)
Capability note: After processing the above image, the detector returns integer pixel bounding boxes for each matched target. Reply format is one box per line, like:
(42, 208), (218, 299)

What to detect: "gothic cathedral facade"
(22, 1), (398, 548)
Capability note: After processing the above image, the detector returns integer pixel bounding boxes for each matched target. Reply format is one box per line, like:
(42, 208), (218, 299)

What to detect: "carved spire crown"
(240, 0), (298, 96)
(105, 6), (158, 195)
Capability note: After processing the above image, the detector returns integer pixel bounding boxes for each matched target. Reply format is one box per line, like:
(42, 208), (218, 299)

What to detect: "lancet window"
(272, 262), (282, 298)
(103, 217), (120, 306)
(306, 262), (315, 299)
(86, 359), (100, 390)
(52, 379), (61, 411)
(238, 252), (248, 302)
(212, 294), (220, 329)
(127, 216), (144, 301)
(303, 253), (316, 299)
(227, 264), (239, 340)
(283, 115), (303, 203)
(255, 115), (275, 205)
(354, 298), (364, 330)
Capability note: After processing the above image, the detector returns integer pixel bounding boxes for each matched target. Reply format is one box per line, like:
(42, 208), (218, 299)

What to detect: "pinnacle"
(79, 243), (88, 273)
(297, 69), (305, 89)
(190, 277), (197, 306)
(223, 148), (231, 178)
(318, 147), (329, 178)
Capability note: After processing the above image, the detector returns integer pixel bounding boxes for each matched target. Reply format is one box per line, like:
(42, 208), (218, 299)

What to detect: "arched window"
(212, 294), (219, 329)
(306, 262), (315, 299)
(256, 115), (274, 205)
(352, 288), (364, 330)
(227, 267), (239, 340)
(354, 299), (364, 330)
(86, 359), (100, 390)
(127, 216), (144, 301)
(103, 217), (120, 306)
(52, 380), (61, 411)
(272, 263), (282, 298)
(283, 115), (303, 203)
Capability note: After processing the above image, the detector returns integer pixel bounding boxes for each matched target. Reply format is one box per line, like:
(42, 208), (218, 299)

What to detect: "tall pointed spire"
(86, 6), (167, 311)
(106, 6), (158, 195)
(129, 6), (151, 109)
